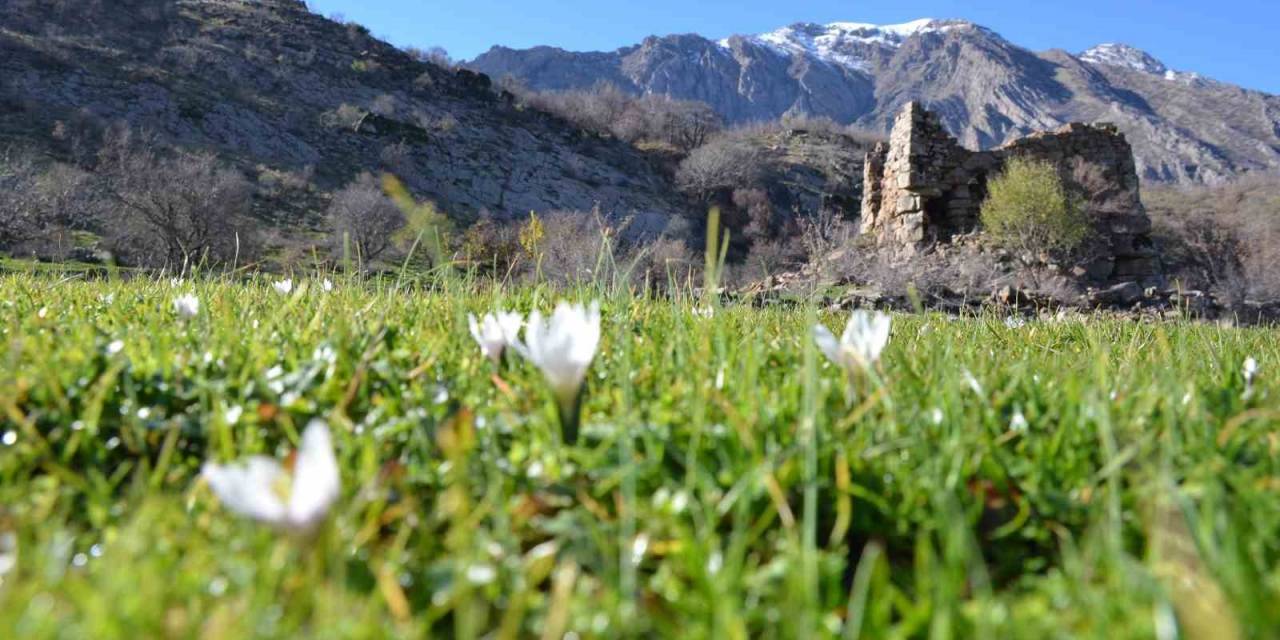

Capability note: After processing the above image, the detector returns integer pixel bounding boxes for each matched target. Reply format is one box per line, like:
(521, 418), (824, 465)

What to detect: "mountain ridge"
(471, 18), (1280, 184)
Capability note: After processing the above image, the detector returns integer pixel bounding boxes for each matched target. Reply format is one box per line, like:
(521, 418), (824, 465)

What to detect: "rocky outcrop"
(472, 20), (1280, 185)
(860, 103), (1158, 283)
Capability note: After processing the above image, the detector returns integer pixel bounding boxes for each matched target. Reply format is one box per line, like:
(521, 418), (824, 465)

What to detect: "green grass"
(0, 272), (1278, 639)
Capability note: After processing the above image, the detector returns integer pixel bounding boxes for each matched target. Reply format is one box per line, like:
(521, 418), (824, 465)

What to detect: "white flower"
(201, 420), (340, 534)
(173, 293), (200, 319)
(468, 311), (524, 366)
(273, 279), (293, 295)
(1244, 357), (1259, 384)
(692, 306), (715, 319)
(630, 534), (650, 567)
(465, 564), (497, 585)
(0, 531), (15, 580)
(963, 369), (985, 396)
(321, 279), (334, 293)
(813, 310), (892, 373)
(107, 340), (125, 356)
(1004, 316), (1027, 329)
(1010, 410), (1029, 432)
(517, 301), (602, 443)
(519, 302), (601, 402)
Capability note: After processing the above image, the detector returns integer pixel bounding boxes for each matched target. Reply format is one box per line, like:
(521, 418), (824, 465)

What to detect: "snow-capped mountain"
(471, 19), (1280, 184)
(728, 19), (980, 71)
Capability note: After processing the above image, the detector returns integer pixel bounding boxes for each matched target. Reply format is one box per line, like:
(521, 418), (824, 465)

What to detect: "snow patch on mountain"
(1080, 44), (1167, 75)
(723, 19), (972, 72)
(1080, 43), (1205, 85)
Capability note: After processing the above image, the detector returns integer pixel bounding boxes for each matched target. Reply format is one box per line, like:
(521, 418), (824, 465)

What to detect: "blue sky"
(306, 0), (1279, 93)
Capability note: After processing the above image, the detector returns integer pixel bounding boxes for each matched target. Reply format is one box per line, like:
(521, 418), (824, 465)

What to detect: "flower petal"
(202, 457), (288, 524)
(287, 420), (340, 531)
(813, 324), (841, 364)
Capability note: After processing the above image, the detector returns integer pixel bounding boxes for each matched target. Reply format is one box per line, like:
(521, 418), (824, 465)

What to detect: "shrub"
(1146, 174), (1280, 301)
(514, 83), (723, 152)
(459, 216), (525, 278)
(675, 137), (768, 203)
(326, 173), (405, 262)
(323, 104), (368, 131)
(384, 176), (454, 269)
(624, 236), (700, 292)
(980, 157), (1088, 259)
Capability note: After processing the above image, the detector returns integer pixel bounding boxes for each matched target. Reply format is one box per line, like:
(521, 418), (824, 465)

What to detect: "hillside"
(0, 0), (691, 236)
(471, 19), (1280, 185)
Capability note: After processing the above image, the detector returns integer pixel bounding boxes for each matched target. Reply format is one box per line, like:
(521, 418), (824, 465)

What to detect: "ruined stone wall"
(860, 102), (1159, 282)
(999, 124), (1158, 279)
(859, 103), (990, 245)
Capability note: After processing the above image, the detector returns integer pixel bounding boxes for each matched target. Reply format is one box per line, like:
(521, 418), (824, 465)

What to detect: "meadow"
(0, 271), (1277, 639)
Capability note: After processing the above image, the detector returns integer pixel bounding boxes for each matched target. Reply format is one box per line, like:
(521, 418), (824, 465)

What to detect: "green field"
(1, 273), (1277, 639)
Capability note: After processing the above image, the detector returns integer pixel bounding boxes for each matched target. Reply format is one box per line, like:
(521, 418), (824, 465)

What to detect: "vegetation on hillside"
(1145, 174), (1280, 301)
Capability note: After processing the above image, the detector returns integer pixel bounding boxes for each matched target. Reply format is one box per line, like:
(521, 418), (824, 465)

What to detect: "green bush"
(980, 157), (1088, 258)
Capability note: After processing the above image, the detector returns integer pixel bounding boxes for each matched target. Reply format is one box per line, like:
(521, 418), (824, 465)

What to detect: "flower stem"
(555, 391), (583, 446)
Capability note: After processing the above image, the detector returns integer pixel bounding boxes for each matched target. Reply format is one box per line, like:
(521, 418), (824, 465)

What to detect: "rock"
(1094, 282), (1143, 306)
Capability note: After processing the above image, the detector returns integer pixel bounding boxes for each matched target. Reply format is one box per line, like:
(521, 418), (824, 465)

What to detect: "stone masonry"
(861, 103), (1159, 282)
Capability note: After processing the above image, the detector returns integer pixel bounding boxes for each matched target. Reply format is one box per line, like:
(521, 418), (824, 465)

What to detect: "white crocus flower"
(201, 420), (340, 534)
(0, 531), (15, 581)
(468, 311), (524, 366)
(813, 310), (892, 374)
(1011, 409), (1029, 432)
(321, 279), (334, 293)
(273, 279), (294, 295)
(518, 301), (602, 444)
(1243, 357), (1260, 400)
(173, 293), (200, 319)
(1244, 357), (1259, 384)
(1004, 316), (1027, 329)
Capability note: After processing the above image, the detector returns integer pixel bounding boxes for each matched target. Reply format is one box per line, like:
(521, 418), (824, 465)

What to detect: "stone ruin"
(860, 103), (1160, 283)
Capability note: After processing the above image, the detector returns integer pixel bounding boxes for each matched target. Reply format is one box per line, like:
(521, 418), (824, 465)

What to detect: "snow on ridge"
(1079, 43), (1167, 75)
(725, 18), (972, 72)
(1080, 43), (1203, 84)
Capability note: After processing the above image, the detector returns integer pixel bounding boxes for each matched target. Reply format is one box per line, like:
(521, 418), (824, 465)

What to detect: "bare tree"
(675, 137), (768, 202)
(97, 128), (256, 267)
(648, 96), (722, 151)
(512, 83), (722, 151)
(0, 148), (40, 248)
(0, 148), (100, 257)
(326, 173), (405, 261)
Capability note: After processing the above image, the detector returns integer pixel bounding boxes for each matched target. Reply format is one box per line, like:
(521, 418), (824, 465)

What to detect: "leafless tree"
(97, 128), (255, 267)
(675, 136), (768, 202)
(326, 173), (405, 261)
(0, 148), (101, 257)
(513, 83), (722, 151)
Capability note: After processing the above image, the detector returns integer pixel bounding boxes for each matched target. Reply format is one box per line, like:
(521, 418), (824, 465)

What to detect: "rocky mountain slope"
(0, 0), (691, 234)
(471, 19), (1280, 185)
